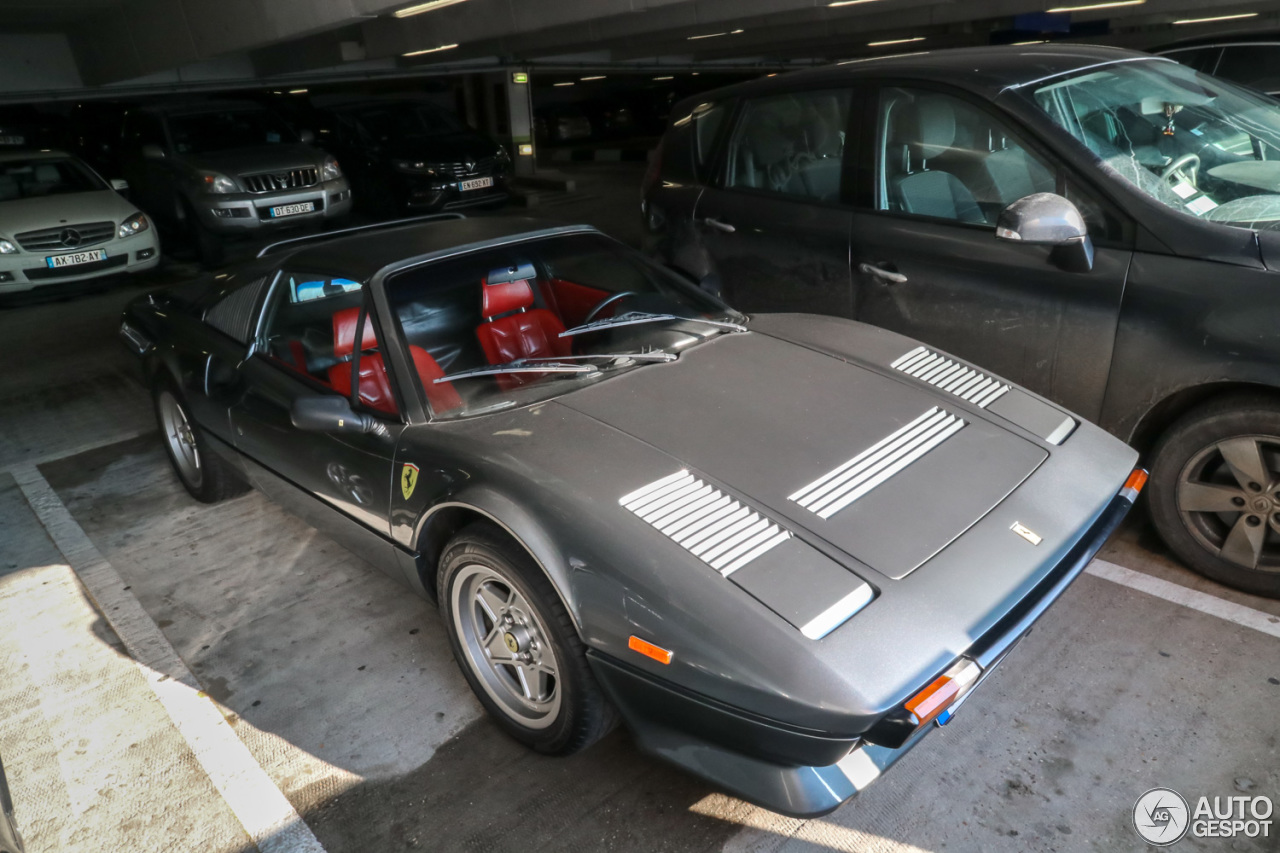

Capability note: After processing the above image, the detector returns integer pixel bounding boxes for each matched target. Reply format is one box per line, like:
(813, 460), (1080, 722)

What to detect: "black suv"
(645, 45), (1280, 598)
(307, 97), (510, 216)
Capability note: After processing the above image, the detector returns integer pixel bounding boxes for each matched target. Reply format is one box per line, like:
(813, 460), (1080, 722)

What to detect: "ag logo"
(400, 463), (420, 500)
(1134, 787), (1190, 846)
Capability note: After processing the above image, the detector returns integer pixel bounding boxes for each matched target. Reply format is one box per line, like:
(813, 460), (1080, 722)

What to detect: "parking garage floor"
(1, 163), (1278, 853)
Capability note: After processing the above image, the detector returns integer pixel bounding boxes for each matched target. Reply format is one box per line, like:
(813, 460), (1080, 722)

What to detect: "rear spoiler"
(255, 213), (466, 259)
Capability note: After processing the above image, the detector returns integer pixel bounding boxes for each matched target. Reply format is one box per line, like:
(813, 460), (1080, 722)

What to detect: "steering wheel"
(584, 291), (637, 324)
(1161, 153), (1201, 188)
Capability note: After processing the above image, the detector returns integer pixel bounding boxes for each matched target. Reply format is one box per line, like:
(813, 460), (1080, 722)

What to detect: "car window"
(724, 89), (850, 201)
(1215, 46), (1280, 94)
(168, 109), (296, 155)
(661, 100), (728, 185)
(121, 113), (166, 151)
(877, 87), (1056, 226)
(386, 232), (742, 420)
(1165, 47), (1222, 74)
(0, 157), (104, 200)
(257, 272), (399, 416)
(1024, 59), (1280, 231)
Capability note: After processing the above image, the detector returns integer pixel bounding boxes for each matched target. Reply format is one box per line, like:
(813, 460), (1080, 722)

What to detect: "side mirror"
(291, 395), (379, 434)
(995, 192), (1094, 273)
(299, 129), (316, 144)
(140, 143), (166, 160)
(110, 178), (129, 191)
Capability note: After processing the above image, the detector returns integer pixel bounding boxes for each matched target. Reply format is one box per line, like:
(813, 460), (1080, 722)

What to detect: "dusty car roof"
(274, 216), (598, 280)
(683, 44), (1169, 104)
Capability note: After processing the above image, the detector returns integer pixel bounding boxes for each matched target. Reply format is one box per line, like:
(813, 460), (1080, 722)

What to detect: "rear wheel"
(1149, 395), (1280, 598)
(437, 523), (616, 754)
(154, 379), (248, 504)
(179, 199), (225, 267)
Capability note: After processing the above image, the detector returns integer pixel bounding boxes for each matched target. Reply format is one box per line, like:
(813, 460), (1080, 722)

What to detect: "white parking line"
(11, 463), (328, 853)
(1087, 558), (1280, 640)
(0, 427), (156, 476)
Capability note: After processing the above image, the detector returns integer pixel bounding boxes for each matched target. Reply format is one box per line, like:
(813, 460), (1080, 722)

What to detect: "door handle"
(700, 217), (736, 233)
(859, 262), (908, 284)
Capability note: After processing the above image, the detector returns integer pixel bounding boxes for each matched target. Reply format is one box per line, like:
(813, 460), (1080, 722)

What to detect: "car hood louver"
(564, 331), (1047, 580)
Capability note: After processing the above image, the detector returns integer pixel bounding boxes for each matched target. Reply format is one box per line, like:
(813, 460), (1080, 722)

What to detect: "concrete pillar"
(505, 68), (536, 176)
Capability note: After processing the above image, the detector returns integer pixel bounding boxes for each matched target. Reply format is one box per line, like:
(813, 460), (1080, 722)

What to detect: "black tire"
(437, 522), (617, 755)
(1149, 394), (1280, 598)
(179, 199), (225, 268)
(153, 378), (249, 504)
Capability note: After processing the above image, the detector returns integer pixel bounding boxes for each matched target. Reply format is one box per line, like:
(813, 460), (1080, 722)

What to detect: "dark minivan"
(645, 45), (1280, 598)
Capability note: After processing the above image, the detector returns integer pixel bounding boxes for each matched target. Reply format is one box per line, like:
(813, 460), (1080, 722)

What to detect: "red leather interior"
(331, 306), (378, 358)
(327, 305), (461, 416)
(542, 278), (610, 328)
(481, 278), (535, 316)
(476, 278), (572, 389)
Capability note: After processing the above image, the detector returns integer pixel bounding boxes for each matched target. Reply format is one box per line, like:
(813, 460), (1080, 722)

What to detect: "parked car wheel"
(153, 380), (248, 504)
(178, 199), (225, 267)
(1149, 395), (1280, 598)
(438, 523), (617, 754)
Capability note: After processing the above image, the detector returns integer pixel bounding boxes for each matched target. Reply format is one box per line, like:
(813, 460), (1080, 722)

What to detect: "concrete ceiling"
(2, 0), (1279, 97)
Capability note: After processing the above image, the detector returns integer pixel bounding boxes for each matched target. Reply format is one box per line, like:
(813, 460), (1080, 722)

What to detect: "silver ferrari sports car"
(120, 215), (1142, 817)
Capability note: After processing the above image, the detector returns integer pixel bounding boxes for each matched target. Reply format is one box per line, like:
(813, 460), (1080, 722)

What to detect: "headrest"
(911, 96), (957, 160)
(34, 164), (60, 183)
(481, 277), (534, 318)
(332, 306), (378, 358)
(746, 123), (793, 167)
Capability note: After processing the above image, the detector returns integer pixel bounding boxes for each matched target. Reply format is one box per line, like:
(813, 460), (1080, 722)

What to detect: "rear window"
(661, 101), (729, 184)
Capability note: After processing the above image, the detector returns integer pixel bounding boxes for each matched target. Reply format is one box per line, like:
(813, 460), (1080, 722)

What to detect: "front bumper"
(192, 178), (352, 234)
(590, 485), (1138, 817)
(398, 172), (510, 211)
(0, 231), (160, 294)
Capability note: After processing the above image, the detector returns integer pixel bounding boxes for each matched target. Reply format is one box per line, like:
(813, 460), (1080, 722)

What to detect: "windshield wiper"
(434, 352), (674, 384)
(559, 311), (747, 338)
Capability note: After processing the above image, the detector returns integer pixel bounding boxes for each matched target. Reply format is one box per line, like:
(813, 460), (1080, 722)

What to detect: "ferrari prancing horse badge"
(401, 463), (420, 500)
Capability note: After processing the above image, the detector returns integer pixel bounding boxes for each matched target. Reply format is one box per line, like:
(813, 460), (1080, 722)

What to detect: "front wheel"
(154, 380), (248, 504)
(437, 523), (616, 754)
(1149, 395), (1280, 598)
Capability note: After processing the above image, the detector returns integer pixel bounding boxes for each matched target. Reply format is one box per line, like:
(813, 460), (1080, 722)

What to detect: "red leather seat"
(475, 277), (571, 388)
(327, 307), (462, 416)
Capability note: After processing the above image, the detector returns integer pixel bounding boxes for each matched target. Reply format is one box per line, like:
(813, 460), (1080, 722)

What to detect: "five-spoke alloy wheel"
(438, 523), (617, 754)
(152, 378), (249, 504)
(1150, 396), (1280, 598)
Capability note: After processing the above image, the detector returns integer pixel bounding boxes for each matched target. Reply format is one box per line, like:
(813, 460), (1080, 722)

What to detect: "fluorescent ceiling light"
(581, 75), (606, 80)
(553, 82), (575, 87)
(688, 28), (744, 40)
(868, 36), (926, 47)
(1173, 11), (1258, 24)
(402, 43), (459, 57)
(394, 0), (468, 18)
(653, 75), (674, 80)
(1046, 0), (1144, 12)
(829, 0), (888, 5)
(1012, 39), (1049, 45)
(288, 88), (308, 94)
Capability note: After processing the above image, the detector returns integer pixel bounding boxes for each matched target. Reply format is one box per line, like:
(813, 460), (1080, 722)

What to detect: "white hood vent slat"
(789, 407), (967, 520)
(620, 471), (791, 576)
(892, 347), (1010, 409)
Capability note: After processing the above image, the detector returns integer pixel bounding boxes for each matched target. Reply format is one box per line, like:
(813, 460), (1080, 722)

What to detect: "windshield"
(388, 232), (744, 419)
(0, 157), (105, 200)
(1025, 58), (1280, 230)
(348, 104), (466, 140)
(168, 109), (297, 154)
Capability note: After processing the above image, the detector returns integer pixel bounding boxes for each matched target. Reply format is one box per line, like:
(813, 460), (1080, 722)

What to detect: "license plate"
(270, 202), (315, 218)
(458, 177), (494, 192)
(0, 135), (24, 145)
(46, 249), (107, 268)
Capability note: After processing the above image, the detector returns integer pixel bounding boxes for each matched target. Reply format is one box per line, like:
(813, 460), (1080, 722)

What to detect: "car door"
(690, 87), (855, 317)
(850, 84), (1134, 422)
(228, 270), (405, 577)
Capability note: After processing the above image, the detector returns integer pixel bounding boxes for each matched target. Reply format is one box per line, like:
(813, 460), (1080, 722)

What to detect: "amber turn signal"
(1120, 468), (1149, 502)
(629, 635), (673, 665)
(904, 659), (981, 727)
